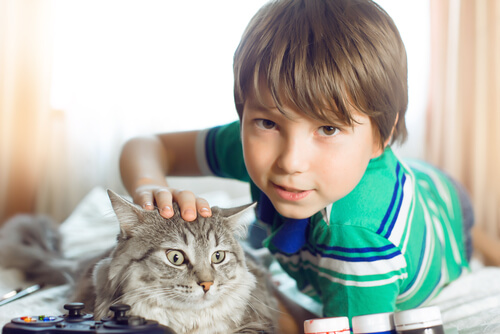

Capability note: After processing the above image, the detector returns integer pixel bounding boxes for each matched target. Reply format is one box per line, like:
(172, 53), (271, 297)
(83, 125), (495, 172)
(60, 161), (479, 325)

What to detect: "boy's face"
(241, 88), (384, 219)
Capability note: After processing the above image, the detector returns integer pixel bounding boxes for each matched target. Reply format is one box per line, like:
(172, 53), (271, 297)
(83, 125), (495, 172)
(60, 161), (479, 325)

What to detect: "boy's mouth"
(272, 183), (312, 201)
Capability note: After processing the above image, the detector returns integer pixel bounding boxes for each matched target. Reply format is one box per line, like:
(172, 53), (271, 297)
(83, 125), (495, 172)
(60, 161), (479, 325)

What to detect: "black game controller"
(2, 302), (177, 334)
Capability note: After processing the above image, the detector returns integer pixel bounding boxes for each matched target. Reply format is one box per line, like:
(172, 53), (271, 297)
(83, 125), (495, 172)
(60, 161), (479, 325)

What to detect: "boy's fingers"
(135, 187), (211, 221)
(172, 190), (197, 222)
(154, 189), (174, 218)
(196, 197), (212, 217)
(136, 190), (155, 210)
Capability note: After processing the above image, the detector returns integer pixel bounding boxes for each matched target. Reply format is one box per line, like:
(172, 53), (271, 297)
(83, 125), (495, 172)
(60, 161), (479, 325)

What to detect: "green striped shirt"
(197, 121), (469, 318)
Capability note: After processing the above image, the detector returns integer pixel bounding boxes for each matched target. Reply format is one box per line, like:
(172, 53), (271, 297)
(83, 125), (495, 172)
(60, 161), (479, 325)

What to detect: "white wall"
(51, 1), (429, 158)
(375, 0), (430, 159)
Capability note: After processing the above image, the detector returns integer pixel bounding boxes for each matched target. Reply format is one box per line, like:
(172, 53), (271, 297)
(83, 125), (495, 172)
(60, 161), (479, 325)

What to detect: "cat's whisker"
(245, 292), (283, 315)
(253, 300), (283, 316)
(122, 285), (185, 305)
(122, 286), (167, 299)
(108, 269), (135, 305)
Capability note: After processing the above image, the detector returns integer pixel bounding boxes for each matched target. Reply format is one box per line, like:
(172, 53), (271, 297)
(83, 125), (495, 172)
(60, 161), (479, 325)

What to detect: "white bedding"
(1, 187), (500, 333)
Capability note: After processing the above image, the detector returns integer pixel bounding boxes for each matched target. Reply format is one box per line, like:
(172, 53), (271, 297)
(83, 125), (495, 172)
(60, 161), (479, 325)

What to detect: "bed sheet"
(1, 187), (500, 333)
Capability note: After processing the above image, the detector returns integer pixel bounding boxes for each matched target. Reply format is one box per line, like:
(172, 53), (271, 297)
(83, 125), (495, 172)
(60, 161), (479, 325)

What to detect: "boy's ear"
(372, 113), (399, 158)
(384, 113), (400, 147)
(107, 189), (142, 238)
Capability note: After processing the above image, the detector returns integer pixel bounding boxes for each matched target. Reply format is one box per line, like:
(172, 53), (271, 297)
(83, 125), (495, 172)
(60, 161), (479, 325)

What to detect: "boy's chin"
(272, 201), (324, 220)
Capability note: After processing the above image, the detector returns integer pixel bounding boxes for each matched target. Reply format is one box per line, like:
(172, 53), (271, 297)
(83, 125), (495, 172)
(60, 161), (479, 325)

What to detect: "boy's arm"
(119, 130), (211, 221)
(274, 286), (317, 334)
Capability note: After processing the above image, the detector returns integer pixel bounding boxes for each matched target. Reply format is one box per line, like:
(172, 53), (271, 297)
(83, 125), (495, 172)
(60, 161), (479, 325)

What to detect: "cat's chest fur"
(118, 265), (257, 334)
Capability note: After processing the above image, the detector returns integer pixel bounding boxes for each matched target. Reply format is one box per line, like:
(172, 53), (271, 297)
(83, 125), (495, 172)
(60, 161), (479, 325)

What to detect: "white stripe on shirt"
(275, 250), (407, 277)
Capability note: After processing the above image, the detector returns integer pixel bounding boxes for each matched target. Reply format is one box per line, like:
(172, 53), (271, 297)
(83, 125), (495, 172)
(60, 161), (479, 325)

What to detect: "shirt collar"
(258, 193), (332, 254)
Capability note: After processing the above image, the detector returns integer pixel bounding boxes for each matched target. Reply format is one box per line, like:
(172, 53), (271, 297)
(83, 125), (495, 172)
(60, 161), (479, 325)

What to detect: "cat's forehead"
(179, 219), (232, 247)
(184, 217), (227, 238)
(131, 207), (236, 248)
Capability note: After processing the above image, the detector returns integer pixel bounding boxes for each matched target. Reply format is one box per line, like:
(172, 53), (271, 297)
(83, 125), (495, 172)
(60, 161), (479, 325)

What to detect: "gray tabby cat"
(0, 190), (279, 334)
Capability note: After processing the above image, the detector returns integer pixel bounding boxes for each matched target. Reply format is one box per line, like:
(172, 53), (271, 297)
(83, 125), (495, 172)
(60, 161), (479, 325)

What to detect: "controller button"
(21, 316), (36, 323)
(128, 316), (146, 326)
(38, 315), (55, 322)
(93, 320), (104, 328)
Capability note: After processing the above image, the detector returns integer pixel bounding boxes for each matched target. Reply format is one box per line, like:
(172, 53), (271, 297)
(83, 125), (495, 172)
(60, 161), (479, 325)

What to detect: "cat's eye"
(211, 251), (226, 264)
(166, 250), (185, 266)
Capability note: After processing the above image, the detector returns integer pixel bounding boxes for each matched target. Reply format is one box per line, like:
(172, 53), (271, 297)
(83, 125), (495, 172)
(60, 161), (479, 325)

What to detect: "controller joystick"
(64, 303), (84, 317)
(103, 304), (160, 330)
(109, 303), (130, 315)
(63, 302), (92, 321)
(107, 305), (146, 326)
(2, 302), (177, 334)
(109, 304), (131, 324)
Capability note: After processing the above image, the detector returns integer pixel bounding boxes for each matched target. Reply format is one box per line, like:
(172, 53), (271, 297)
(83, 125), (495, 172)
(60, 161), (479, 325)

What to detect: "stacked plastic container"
(352, 312), (396, 334)
(305, 306), (447, 334)
(304, 316), (350, 334)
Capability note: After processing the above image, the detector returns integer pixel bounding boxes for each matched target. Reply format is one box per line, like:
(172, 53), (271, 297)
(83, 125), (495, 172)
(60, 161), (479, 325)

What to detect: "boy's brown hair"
(233, 0), (408, 146)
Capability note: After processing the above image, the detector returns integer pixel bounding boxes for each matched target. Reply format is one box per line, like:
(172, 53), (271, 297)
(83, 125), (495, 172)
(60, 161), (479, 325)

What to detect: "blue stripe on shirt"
(377, 163), (402, 235)
(297, 245), (403, 263)
(316, 243), (395, 254)
(326, 249), (402, 262)
(384, 173), (407, 239)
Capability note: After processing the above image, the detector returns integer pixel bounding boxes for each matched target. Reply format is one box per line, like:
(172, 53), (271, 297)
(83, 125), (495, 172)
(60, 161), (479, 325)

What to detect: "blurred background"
(0, 0), (499, 242)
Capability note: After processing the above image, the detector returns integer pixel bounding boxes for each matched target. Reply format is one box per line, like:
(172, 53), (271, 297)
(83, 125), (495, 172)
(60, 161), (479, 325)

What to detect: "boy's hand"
(133, 184), (212, 221)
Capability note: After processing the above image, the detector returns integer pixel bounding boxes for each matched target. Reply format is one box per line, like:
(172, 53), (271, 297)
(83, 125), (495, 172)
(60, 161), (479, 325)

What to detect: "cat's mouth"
(186, 292), (217, 307)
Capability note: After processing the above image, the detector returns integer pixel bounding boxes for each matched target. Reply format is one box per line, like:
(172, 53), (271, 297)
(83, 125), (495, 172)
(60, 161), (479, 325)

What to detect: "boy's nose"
(276, 138), (309, 174)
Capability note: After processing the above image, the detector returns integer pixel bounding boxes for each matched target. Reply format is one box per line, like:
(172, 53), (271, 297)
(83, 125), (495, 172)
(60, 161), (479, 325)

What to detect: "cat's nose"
(198, 281), (213, 292)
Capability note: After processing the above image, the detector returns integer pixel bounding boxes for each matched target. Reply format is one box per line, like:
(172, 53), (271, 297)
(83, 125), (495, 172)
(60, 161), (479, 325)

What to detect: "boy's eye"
(255, 119), (276, 130)
(318, 126), (339, 137)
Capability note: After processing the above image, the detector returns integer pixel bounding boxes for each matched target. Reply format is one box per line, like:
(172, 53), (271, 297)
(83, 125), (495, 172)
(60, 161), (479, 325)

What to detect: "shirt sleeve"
(310, 223), (408, 318)
(195, 121), (250, 182)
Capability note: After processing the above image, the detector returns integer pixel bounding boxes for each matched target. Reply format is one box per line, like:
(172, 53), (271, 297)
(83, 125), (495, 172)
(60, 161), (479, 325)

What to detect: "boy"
(120, 0), (472, 330)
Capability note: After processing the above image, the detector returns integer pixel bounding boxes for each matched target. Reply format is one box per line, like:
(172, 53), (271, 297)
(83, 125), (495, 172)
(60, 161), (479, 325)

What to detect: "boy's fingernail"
(160, 206), (173, 217)
(143, 203), (154, 210)
(200, 207), (211, 216)
(183, 209), (195, 220)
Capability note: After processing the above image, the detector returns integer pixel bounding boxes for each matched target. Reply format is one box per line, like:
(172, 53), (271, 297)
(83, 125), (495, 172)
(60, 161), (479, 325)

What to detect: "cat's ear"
(107, 189), (142, 238)
(217, 202), (256, 239)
